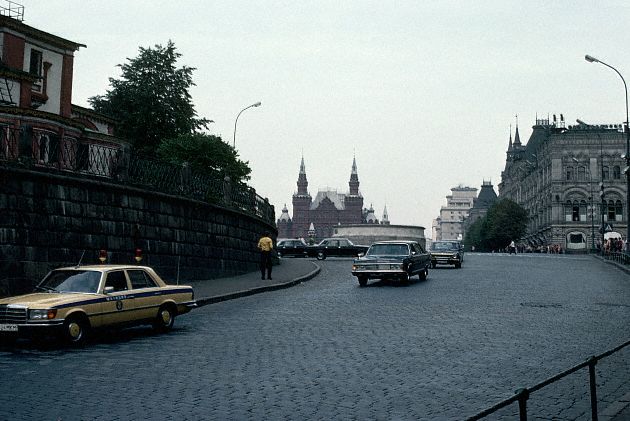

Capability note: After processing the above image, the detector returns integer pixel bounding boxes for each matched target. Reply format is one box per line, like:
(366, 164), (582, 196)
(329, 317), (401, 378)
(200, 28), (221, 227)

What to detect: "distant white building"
(433, 186), (477, 241)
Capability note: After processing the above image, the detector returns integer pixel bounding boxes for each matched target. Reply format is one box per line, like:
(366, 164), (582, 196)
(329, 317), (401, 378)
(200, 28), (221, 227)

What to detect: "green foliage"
(464, 199), (528, 252)
(89, 40), (210, 154)
(156, 133), (251, 184)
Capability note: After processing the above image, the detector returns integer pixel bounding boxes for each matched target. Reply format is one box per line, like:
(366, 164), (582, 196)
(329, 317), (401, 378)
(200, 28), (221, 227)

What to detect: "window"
(577, 166), (586, 181)
(566, 166), (574, 181)
(105, 271), (128, 292)
(29, 49), (43, 92)
(603, 166), (610, 180)
(572, 203), (579, 221)
(36, 132), (59, 164)
(128, 270), (157, 289)
(613, 166), (621, 180)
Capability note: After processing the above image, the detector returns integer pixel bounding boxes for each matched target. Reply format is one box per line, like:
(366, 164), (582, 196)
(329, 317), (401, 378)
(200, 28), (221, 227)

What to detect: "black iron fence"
(467, 339), (630, 420)
(0, 125), (275, 224)
(602, 251), (630, 266)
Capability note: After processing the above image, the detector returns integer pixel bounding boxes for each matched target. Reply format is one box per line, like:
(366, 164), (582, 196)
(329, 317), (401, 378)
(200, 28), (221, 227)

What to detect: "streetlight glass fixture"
(233, 101), (262, 148)
(585, 53), (630, 252)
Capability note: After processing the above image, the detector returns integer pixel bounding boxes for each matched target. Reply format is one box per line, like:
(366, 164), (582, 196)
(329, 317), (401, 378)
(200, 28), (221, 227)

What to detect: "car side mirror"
(357, 253), (364, 258)
(103, 286), (114, 294)
(411, 251), (417, 255)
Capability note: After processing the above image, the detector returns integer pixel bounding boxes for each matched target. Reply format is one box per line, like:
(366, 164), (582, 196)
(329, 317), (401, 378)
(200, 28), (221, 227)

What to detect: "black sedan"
(308, 238), (369, 260)
(351, 240), (431, 286)
(276, 239), (309, 258)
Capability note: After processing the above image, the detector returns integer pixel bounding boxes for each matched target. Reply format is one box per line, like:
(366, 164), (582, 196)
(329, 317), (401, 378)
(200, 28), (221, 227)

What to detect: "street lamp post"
(232, 101), (262, 148)
(573, 157), (596, 251)
(585, 55), (630, 252)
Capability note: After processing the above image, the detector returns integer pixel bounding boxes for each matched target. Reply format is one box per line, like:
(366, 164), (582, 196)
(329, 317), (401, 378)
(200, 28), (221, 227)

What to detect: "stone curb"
(195, 261), (321, 307)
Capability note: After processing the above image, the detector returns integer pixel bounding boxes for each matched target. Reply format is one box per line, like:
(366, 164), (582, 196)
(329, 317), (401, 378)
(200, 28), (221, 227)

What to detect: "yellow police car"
(0, 265), (196, 345)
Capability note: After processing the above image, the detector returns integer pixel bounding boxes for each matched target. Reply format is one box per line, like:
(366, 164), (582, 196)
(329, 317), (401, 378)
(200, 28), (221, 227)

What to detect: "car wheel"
(316, 252), (326, 260)
(61, 315), (89, 346)
(455, 262), (462, 269)
(431, 262), (436, 269)
(419, 268), (427, 281)
(358, 276), (368, 287)
(153, 304), (176, 332)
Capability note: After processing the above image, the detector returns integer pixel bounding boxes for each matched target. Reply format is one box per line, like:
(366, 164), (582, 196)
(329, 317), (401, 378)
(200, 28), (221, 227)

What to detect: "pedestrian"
(257, 231), (273, 280)
(509, 240), (516, 255)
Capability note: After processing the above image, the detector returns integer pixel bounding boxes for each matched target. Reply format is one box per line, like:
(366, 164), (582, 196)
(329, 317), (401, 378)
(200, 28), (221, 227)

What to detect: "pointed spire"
(513, 115), (521, 146)
(349, 155), (360, 195)
(508, 124), (513, 151)
(296, 155), (309, 195)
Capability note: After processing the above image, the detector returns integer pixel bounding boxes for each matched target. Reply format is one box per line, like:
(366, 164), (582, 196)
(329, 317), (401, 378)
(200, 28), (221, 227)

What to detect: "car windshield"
(367, 244), (409, 256)
(432, 242), (459, 251)
(37, 270), (102, 294)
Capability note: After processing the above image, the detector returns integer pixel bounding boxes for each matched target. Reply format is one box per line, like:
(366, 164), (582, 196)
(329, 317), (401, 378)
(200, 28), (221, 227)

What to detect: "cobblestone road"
(1, 254), (629, 420)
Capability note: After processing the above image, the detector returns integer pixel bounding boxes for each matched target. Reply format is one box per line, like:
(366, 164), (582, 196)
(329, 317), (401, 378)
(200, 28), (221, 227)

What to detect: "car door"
(409, 243), (422, 273)
(326, 240), (340, 256)
(338, 239), (354, 257)
(101, 270), (136, 326)
(127, 269), (161, 321)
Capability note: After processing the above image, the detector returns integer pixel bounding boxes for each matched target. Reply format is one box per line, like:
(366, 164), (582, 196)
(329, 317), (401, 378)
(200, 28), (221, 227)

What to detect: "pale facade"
(434, 186), (477, 241)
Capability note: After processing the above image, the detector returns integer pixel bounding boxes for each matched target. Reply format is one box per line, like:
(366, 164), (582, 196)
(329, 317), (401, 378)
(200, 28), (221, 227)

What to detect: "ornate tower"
(292, 156), (312, 238)
(343, 156), (363, 224)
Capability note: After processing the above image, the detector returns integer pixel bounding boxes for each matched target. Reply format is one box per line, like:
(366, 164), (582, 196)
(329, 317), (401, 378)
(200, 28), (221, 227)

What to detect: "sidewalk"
(188, 258), (320, 306)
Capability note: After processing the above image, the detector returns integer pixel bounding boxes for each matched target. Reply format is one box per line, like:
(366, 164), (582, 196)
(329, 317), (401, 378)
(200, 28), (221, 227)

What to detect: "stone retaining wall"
(0, 167), (276, 296)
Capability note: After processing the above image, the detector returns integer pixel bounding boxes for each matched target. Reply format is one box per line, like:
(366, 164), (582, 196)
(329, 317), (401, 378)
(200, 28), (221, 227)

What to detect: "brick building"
(277, 156), (367, 240)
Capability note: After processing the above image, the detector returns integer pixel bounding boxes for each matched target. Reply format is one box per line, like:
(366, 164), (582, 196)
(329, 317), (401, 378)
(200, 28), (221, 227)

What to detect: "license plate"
(0, 324), (18, 332)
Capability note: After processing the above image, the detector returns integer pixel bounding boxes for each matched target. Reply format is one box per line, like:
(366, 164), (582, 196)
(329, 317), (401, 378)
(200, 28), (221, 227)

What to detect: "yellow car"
(0, 265), (196, 345)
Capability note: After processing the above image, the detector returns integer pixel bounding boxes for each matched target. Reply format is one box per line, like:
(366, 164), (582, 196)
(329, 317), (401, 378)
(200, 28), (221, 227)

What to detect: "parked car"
(0, 265), (196, 345)
(351, 240), (431, 286)
(430, 241), (464, 268)
(276, 239), (309, 258)
(308, 238), (369, 260)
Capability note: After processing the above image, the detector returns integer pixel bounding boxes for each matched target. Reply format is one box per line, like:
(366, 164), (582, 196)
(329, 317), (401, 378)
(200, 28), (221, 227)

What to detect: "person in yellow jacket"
(257, 231), (273, 280)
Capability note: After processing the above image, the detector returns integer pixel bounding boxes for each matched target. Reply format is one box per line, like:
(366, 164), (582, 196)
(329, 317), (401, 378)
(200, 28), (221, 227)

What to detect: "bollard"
(515, 388), (529, 421)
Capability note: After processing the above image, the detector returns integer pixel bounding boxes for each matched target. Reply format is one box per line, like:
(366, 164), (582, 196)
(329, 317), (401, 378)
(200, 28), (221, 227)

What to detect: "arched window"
(603, 166), (610, 179)
(615, 200), (623, 221)
(613, 166), (621, 179)
(579, 200), (587, 221)
(572, 200), (580, 222)
(577, 166), (586, 181)
(564, 200), (573, 222)
(566, 166), (574, 181)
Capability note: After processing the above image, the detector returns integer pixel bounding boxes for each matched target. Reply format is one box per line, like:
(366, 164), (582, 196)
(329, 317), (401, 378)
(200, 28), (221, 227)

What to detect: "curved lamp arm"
(233, 102), (262, 148)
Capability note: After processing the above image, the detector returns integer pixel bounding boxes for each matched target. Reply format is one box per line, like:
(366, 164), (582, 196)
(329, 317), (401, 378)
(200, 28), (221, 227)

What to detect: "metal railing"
(0, 0), (24, 21)
(602, 251), (630, 266)
(0, 125), (275, 224)
(467, 339), (630, 420)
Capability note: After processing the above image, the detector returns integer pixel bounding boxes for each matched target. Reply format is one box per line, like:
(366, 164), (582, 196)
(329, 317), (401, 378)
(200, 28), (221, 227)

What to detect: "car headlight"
(29, 309), (58, 320)
(352, 265), (358, 271)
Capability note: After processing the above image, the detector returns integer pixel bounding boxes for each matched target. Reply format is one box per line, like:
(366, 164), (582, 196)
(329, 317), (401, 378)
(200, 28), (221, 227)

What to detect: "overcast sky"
(22, 1), (630, 236)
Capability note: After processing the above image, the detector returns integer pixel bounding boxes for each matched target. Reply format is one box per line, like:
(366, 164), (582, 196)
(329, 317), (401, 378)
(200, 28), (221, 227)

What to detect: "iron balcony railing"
(467, 339), (630, 421)
(0, 125), (275, 224)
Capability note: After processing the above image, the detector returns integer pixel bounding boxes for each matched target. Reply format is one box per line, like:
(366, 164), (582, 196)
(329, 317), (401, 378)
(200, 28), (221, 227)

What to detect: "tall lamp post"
(585, 55), (630, 252)
(233, 101), (262, 148)
(573, 157), (596, 251)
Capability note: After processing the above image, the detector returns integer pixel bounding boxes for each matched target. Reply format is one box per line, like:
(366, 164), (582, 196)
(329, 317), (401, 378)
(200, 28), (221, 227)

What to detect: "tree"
(89, 41), (210, 154)
(156, 133), (251, 184)
(464, 199), (528, 252)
